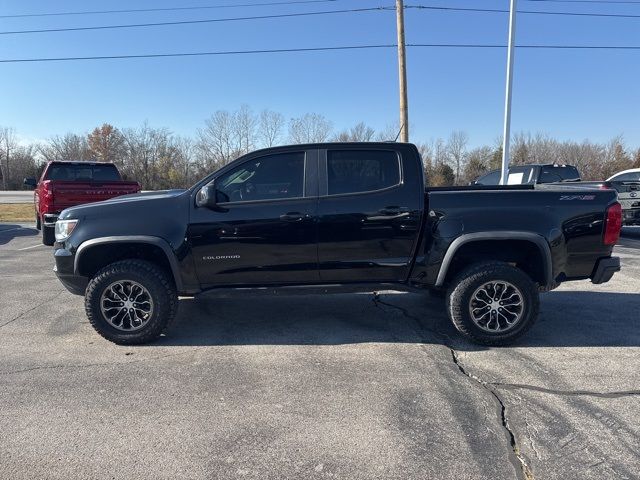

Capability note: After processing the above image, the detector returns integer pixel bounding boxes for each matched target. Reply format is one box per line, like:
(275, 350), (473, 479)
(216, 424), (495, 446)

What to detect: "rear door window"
(327, 150), (400, 195)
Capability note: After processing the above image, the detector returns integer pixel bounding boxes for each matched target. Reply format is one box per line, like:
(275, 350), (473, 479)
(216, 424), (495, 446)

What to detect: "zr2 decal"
(559, 195), (596, 201)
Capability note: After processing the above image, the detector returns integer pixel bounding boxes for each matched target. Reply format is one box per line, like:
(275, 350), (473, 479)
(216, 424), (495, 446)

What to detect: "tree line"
(1, 107), (639, 190)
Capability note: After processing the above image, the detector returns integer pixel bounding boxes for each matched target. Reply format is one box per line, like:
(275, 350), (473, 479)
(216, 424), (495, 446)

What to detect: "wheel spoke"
(469, 280), (525, 333)
(100, 280), (154, 332)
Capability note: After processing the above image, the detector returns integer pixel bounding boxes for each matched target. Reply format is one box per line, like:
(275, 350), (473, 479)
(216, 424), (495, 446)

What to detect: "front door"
(189, 149), (319, 286)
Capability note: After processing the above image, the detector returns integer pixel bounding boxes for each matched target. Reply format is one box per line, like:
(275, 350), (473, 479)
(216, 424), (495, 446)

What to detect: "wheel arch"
(74, 236), (183, 291)
(435, 232), (553, 288)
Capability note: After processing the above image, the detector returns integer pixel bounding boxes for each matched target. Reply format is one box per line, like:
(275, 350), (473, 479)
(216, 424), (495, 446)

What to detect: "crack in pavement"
(491, 383), (640, 399)
(372, 292), (534, 480)
(0, 348), (203, 377)
(0, 289), (66, 329)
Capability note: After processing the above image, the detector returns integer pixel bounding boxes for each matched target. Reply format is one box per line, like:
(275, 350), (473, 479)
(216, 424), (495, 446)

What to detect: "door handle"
(280, 212), (305, 222)
(378, 206), (409, 216)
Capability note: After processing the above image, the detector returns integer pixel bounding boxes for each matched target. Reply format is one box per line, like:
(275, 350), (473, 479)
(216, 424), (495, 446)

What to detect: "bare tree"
(433, 138), (448, 166)
(234, 105), (258, 154)
(375, 122), (401, 142)
(259, 110), (285, 147)
(288, 113), (332, 144)
(39, 133), (92, 163)
(196, 107), (260, 170)
(447, 131), (468, 184)
(9, 145), (39, 189)
(0, 127), (17, 190)
(333, 122), (375, 142)
(462, 146), (493, 184)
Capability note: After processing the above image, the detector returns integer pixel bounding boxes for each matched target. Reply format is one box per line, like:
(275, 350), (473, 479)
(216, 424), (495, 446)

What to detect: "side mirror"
(196, 183), (219, 209)
(23, 177), (37, 189)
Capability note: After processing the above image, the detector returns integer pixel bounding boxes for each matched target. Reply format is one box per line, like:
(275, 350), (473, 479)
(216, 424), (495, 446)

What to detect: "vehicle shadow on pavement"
(154, 290), (640, 350)
(0, 224), (38, 245)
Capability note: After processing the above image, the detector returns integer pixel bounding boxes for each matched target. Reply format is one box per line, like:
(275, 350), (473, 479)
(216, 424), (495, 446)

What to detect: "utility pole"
(396, 0), (409, 142)
(500, 0), (517, 185)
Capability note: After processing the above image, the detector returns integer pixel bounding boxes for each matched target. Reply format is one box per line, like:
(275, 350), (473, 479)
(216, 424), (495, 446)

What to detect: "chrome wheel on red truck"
(446, 262), (539, 345)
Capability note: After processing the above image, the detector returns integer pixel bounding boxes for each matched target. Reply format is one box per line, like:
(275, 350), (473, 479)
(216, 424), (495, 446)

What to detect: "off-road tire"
(446, 262), (539, 346)
(85, 259), (178, 345)
(42, 225), (55, 246)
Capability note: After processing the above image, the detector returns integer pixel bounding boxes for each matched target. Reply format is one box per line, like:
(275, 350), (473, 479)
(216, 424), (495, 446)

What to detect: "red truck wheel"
(42, 225), (55, 246)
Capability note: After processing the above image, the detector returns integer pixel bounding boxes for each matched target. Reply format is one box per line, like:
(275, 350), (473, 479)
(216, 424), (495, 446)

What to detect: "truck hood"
(59, 189), (188, 220)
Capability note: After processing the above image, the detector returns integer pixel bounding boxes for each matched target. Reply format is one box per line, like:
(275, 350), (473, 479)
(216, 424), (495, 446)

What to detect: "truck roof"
(47, 160), (115, 166)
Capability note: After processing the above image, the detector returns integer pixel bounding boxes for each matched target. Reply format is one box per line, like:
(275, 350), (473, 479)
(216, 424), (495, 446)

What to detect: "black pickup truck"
(52, 143), (622, 346)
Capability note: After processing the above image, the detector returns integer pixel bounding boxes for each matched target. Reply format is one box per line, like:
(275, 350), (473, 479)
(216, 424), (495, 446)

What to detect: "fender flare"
(434, 231), (553, 288)
(74, 235), (184, 291)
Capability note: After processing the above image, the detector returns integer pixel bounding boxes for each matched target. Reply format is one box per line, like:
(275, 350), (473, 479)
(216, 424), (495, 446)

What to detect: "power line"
(0, 45), (395, 63)
(411, 43), (640, 48)
(1, 4), (638, 37)
(0, 7), (393, 36)
(408, 4), (640, 18)
(0, 0), (345, 19)
(3, 43), (640, 64)
(526, 0), (640, 4)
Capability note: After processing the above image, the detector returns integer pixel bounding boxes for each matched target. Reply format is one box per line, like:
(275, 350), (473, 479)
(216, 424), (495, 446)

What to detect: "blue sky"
(1, 0), (639, 148)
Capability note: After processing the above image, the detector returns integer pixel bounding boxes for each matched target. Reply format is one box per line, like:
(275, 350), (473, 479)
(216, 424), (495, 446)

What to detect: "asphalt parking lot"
(1, 224), (639, 480)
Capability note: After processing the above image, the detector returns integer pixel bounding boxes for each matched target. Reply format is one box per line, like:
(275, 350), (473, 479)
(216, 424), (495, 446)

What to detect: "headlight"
(55, 219), (78, 242)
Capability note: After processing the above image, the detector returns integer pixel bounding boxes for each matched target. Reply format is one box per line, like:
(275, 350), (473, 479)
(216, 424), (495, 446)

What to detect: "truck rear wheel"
(42, 225), (55, 246)
(446, 262), (539, 345)
(85, 259), (178, 345)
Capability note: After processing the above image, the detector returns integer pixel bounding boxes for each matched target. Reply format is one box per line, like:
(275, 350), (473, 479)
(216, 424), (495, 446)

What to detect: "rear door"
(189, 149), (320, 286)
(316, 145), (423, 283)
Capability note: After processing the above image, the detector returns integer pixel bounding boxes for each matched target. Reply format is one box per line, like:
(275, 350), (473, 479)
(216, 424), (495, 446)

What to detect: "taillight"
(603, 202), (622, 245)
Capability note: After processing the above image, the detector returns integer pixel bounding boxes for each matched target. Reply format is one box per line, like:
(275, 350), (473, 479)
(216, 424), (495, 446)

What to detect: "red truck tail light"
(603, 202), (622, 245)
(42, 180), (54, 198)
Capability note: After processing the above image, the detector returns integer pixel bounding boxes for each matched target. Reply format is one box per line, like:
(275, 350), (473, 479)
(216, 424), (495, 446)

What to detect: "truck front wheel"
(446, 262), (539, 345)
(85, 260), (178, 345)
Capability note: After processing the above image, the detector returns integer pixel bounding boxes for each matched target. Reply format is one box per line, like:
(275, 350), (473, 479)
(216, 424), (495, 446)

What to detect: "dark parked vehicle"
(52, 143), (622, 346)
(24, 161), (141, 245)
(472, 164), (581, 186)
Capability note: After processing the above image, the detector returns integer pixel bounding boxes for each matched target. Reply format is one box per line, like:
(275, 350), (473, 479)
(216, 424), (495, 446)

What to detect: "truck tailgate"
(49, 181), (141, 211)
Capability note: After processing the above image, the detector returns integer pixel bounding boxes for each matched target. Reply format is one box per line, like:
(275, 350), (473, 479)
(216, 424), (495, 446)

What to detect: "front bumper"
(54, 247), (87, 295)
(590, 256), (620, 284)
(43, 213), (59, 227)
(622, 208), (640, 226)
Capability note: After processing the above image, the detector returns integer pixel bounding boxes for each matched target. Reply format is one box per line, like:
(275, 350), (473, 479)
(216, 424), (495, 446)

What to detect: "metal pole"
(396, 0), (409, 142)
(500, 0), (517, 185)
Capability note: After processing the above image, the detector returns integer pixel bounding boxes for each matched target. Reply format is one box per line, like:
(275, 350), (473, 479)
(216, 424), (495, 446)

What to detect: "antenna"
(394, 123), (404, 142)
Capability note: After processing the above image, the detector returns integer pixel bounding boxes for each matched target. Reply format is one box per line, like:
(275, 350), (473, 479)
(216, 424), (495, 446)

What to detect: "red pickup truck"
(24, 161), (140, 245)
